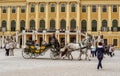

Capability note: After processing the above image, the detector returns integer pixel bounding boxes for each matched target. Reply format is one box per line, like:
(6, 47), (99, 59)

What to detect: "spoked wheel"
(50, 48), (60, 60)
(22, 48), (31, 59)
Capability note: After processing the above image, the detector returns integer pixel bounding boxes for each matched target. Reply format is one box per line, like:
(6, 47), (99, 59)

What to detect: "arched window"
(71, 4), (76, 12)
(92, 20), (97, 31)
(102, 20), (107, 27)
(30, 20), (35, 29)
(112, 20), (118, 31)
(40, 20), (45, 30)
(50, 19), (55, 30)
(2, 20), (7, 27)
(81, 20), (87, 32)
(20, 20), (25, 31)
(11, 20), (16, 31)
(112, 20), (118, 27)
(61, 4), (65, 12)
(102, 20), (108, 31)
(70, 19), (76, 31)
(31, 4), (35, 12)
(60, 19), (66, 30)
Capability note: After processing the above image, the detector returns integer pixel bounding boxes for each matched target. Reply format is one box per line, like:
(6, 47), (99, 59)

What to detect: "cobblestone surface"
(0, 49), (120, 76)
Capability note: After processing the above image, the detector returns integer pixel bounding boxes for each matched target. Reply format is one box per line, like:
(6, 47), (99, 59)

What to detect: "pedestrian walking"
(96, 42), (105, 70)
(5, 41), (10, 56)
(91, 43), (96, 57)
(109, 44), (115, 57)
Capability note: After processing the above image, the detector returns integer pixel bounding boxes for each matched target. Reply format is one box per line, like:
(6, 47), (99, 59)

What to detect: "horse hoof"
(89, 59), (91, 61)
(79, 59), (82, 61)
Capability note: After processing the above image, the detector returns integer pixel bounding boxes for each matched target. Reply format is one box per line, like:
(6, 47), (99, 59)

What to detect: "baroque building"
(0, 0), (120, 48)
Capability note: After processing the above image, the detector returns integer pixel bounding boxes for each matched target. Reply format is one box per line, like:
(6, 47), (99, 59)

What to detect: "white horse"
(60, 38), (92, 61)
(9, 40), (16, 56)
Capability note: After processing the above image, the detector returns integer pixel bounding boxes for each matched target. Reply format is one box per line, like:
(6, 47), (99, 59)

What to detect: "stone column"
(26, 2), (29, 30)
(76, 1), (80, 43)
(23, 33), (26, 48)
(7, 6), (10, 31)
(16, 6), (20, 31)
(87, 5), (91, 32)
(66, 2), (70, 43)
(119, 5), (120, 27)
(32, 31), (35, 40)
(22, 31), (24, 48)
(56, 2), (59, 30)
(108, 5), (112, 30)
(0, 7), (1, 27)
(45, 2), (48, 30)
(15, 31), (19, 48)
(66, 2), (70, 31)
(98, 5), (101, 31)
(35, 3), (39, 30)
(2, 35), (4, 48)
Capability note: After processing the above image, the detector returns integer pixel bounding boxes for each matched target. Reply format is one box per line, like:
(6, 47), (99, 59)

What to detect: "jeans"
(5, 49), (9, 56)
(97, 57), (103, 69)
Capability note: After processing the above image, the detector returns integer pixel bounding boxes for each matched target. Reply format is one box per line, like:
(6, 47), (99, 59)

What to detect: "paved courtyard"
(0, 49), (120, 76)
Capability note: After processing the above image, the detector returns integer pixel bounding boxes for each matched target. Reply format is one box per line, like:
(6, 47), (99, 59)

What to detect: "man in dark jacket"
(50, 33), (60, 50)
(96, 42), (105, 70)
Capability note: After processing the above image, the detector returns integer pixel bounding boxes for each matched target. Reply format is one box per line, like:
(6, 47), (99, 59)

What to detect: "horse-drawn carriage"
(22, 41), (60, 59)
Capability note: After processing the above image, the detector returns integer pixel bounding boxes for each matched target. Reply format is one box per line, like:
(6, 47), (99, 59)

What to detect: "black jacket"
(96, 46), (105, 58)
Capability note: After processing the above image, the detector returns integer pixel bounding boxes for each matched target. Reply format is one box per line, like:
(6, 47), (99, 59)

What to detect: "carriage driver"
(50, 33), (60, 52)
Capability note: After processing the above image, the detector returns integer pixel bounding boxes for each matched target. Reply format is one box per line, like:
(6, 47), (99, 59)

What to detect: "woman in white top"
(5, 42), (10, 56)
(91, 44), (96, 57)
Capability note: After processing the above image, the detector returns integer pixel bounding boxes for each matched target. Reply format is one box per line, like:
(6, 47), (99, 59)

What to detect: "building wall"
(0, 0), (120, 48)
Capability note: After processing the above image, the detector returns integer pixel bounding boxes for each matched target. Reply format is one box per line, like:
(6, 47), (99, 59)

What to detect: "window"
(60, 19), (66, 30)
(81, 20), (87, 32)
(21, 6), (25, 13)
(92, 20), (97, 31)
(40, 4), (44, 12)
(92, 5), (96, 12)
(104, 39), (107, 45)
(112, 20), (118, 31)
(40, 20), (45, 29)
(102, 5), (107, 12)
(71, 4), (76, 12)
(82, 5), (86, 12)
(12, 6), (16, 13)
(113, 5), (117, 12)
(113, 39), (117, 46)
(102, 20), (108, 31)
(30, 20), (35, 29)
(70, 19), (76, 31)
(51, 4), (55, 12)
(20, 20), (25, 31)
(2, 20), (7, 30)
(61, 4), (65, 12)
(11, 20), (16, 31)
(2, 6), (7, 13)
(31, 4), (35, 13)
(50, 20), (55, 30)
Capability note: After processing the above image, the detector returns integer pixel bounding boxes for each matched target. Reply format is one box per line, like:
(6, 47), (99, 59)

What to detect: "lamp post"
(2, 27), (6, 48)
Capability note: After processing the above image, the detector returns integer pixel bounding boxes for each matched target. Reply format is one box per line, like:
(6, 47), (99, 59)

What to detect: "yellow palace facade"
(0, 0), (120, 48)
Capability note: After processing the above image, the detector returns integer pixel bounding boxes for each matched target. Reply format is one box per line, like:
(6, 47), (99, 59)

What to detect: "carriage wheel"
(22, 48), (31, 59)
(50, 48), (59, 60)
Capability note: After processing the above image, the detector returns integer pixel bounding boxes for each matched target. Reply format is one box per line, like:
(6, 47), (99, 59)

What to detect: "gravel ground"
(0, 49), (120, 76)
